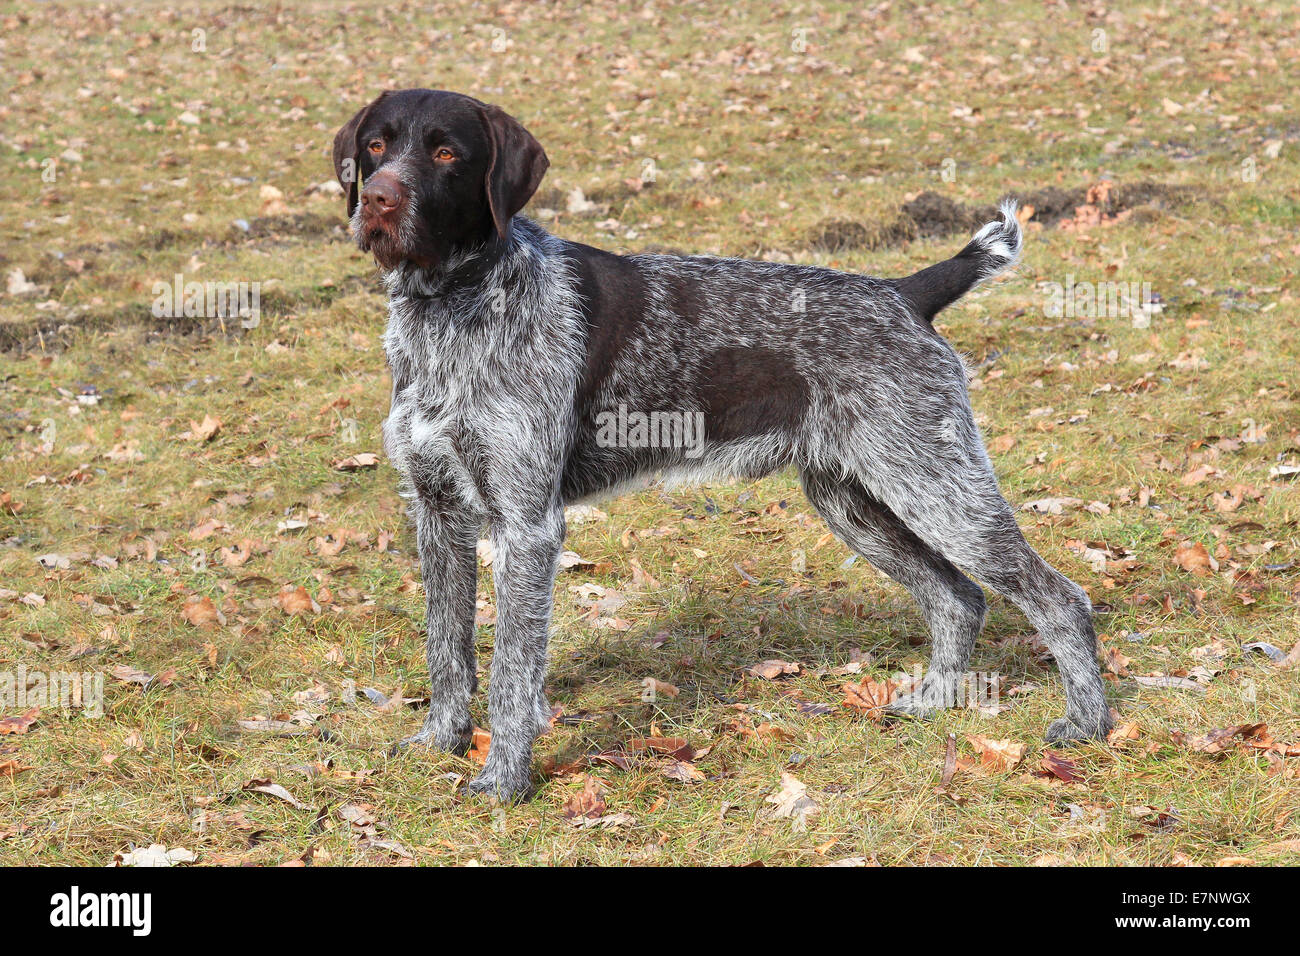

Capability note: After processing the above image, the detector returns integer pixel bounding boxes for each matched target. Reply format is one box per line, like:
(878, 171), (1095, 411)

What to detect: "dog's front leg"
(395, 493), (480, 756)
(466, 506), (565, 802)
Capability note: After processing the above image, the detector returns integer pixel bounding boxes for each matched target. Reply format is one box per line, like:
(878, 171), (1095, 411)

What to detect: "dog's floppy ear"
(476, 104), (549, 240)
(332, 98), (381, 219)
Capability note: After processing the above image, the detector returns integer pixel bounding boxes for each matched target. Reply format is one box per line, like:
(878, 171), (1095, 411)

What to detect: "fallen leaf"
(1174, 541), (1216, 575)
(181, 595), (224, 627)
(557, 550), (594, 571)
(1133, 674), (1206, 691)
(1022, 496), (1083, 515)
(1180, 723), (1269, 754)
(842, 676), (900, 718)
(1038, 750), (1082, 783)
(628, 557), (661, 589)
(662, 759), (705, 784)
(568, 812), (636, 830)
(747, 659), (801, 680)
(765, 773), (819, 831)
(641, 677), (680, 699)
(562, 775), (607, 821)
(112, 844), (197, 867)
(275, 586), (320, 616)
(333, 452), (379, 471)
(467, 727), (491, 765)
(628, 737), (695, 761)
(110, 665), (176, 689)
(939, 733), (958, 787)
(187, 414), (222, 442)
(1108, 721), (1141, 747)
(243, 778), (313, 811)
(0, 709), (39, 735)
(966, 735), (1027, 773)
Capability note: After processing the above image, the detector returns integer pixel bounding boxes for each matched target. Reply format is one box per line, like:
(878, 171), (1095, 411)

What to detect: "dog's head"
(332, 90), (548, 271)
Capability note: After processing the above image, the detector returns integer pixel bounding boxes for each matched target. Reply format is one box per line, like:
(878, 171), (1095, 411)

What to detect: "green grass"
(1, 0), (1298, 866)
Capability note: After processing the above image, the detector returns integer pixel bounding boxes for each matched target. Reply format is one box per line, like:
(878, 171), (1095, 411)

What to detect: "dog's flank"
(334, 89), (1112, 801)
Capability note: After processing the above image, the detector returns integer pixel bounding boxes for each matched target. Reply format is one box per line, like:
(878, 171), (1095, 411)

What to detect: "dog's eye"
(434, 147), (456, 162)
(367, 140), (384, 154)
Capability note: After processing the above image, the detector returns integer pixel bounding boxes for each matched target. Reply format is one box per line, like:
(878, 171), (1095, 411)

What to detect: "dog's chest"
(381, 314), (489, 495)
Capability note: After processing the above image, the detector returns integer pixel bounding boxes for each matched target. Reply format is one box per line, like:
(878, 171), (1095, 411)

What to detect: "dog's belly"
(560, 429), (796, 504)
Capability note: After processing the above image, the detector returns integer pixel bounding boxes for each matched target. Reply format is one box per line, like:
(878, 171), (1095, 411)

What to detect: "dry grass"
(1, 0), (1298, 866)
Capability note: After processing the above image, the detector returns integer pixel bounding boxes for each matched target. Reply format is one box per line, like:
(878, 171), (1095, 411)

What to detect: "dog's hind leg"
(801, 469), (988, 715)
(851, 428), (1112, 742)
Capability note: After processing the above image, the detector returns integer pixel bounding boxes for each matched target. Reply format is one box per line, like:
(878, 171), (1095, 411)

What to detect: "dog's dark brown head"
(332, 89), (548, 271)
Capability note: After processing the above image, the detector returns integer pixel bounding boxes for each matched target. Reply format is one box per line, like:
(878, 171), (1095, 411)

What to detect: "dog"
(332, 89), (1112, 801)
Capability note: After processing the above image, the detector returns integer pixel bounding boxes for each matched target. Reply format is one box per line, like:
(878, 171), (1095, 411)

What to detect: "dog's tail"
(891, 199), (1023, 323)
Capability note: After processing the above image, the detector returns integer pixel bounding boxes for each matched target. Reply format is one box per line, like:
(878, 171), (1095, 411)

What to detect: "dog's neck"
(383, 224), (524, 303)
(380, 217), (577, 344)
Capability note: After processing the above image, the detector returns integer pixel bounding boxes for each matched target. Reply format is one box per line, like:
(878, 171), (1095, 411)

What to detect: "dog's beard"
(352, 208), (438, 272)
(362, 227), (406, 270)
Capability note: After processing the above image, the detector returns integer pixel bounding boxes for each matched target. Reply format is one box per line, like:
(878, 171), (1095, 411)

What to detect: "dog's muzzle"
(359, 169), (407, 237)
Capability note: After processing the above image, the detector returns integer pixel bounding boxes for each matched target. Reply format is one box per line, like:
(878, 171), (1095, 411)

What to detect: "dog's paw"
(884, 692), (941, 720)
(1045, 713), (1112, 745)
(464, 766), (533, 804)
(388, 721), (472, 758)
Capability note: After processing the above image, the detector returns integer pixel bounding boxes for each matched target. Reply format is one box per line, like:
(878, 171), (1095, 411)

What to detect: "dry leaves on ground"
(966, 735), (1028, 774)
(765, 773), (820, 832)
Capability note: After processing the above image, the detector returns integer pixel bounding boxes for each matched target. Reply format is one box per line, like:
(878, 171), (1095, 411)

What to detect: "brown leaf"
(1183, 723), (1270, 754)
(989, 434), (1017, 453)
(1173, 541), (1216, 575)
(627, 557), (661, 589)
(274, 586), (320, 616)
(1108, 720), (1141, 747)
(333, 452), (379, 471)
(966, 735), (1027, 773)
(764, 772), (819, 831)
(939, 733), (958, 787)
(590, 751), (632, 771)
(842, 676), (900, 718)
(568, 812), (636, 830)
(0, 709), (39, 735)
(662, 759), (705, 784)
(181, 595), (224, 627)
(562, 775), (607, 820)
(467, 727), (491, 765)
(628, 736), (695, 761)
(187, 414), (222, 442)
(641, 677), (679, 699)
(747, 659), (801, 680)
(110, 664), (175, 689)
(1038, 750), (1082, 783)
(0, 759), (32, 777)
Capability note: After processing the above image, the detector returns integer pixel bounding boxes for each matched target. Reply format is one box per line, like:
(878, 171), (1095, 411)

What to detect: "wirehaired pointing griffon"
(333, 89), (1112, 801)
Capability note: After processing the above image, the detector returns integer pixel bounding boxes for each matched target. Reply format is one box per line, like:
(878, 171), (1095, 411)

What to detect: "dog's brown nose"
(361, 171), (403, 215)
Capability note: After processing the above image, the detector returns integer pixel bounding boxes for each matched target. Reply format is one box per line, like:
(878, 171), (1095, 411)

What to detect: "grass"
(1, 0), (1298, 866)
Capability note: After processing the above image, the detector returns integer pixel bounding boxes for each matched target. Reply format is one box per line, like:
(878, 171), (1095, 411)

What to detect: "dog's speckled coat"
(333, 89), (1112, 801)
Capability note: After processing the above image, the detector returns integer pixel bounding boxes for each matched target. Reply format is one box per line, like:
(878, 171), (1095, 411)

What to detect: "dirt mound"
(808, 181), (1194, 252)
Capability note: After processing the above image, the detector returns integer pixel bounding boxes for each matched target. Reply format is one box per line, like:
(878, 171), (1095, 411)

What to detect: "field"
(1, 0), (1298, 866)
